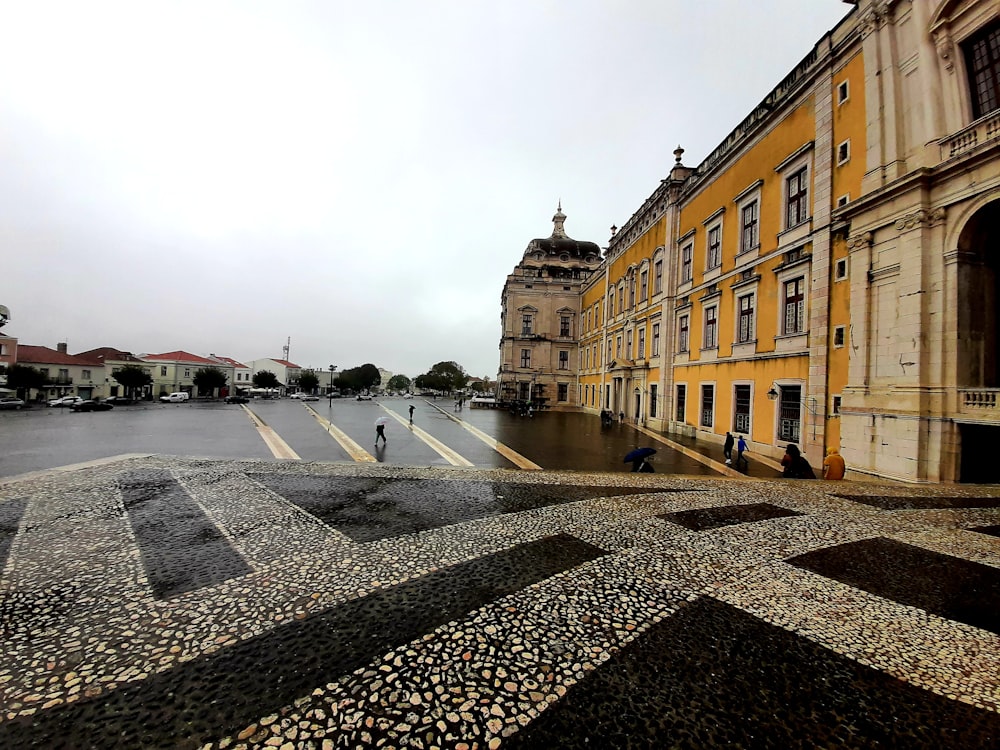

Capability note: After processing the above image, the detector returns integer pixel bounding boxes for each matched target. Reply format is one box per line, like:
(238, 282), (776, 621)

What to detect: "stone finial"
(674, 145), (684, 164)
(551, 202), (567, 238)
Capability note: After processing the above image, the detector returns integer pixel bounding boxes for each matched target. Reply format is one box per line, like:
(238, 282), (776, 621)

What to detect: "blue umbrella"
(624, 447), (657, 463)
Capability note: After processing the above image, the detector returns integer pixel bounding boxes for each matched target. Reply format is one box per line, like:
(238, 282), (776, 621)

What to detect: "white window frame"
(837, 139), (851, 166)
(703, 304), (718, 350)
(700, 382), (715, 429)
(835, 258), (848, 281)
(680, 242), (693, 283)
(652, 323), (660, 357)
(734, 180), (763, 259)
(833, 325), (846, 348)
(776, 143), (813, 234)
(678, 313), (690, 353)
(837, 79), (849, 105)
(737, 292), (756, 344)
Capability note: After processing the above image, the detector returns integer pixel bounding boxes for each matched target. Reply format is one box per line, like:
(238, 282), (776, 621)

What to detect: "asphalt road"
(0, 397), (718, 478)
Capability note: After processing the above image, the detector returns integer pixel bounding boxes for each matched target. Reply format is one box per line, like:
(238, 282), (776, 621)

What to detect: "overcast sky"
(1, 1), (852, 379)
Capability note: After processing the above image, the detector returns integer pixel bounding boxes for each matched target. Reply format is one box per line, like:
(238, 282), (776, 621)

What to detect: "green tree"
(6, 364), (47, 400)
(337, 364), (381, 392)
(387, 374), (411, 392)
(416, 361), (468, 393)
(253, 370), (280, 388)
(112, 364), (153, 399)
(297, 369), (319, 393)
(193, 367), (228, 397)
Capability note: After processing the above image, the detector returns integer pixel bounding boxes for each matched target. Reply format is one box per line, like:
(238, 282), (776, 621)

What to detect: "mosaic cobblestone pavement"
(1, 455), (999, 748)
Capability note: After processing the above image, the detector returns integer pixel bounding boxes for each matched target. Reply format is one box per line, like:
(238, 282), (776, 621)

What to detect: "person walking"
(736, 435), (749, 470)
(408, 404), (415, 423)
(823, 447), (846, 480)
(375, 422), (387, 446)
(723, 432), (735, 465)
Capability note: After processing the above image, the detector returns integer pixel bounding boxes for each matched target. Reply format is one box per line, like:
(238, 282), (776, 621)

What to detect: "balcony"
(939, 112), (1000, 161)
(44, 376), (73, 386)
(959, 388), (1000, 415)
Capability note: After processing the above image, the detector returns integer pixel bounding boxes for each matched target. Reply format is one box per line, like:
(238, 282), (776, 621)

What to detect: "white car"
(403, 393), (414, 399)
(159, 392), (190, 403)
(356, 394), (373, 401)
(48, 396), (84, 408)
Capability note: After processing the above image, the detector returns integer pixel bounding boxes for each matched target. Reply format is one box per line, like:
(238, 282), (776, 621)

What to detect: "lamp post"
(328, 365), (337, 408)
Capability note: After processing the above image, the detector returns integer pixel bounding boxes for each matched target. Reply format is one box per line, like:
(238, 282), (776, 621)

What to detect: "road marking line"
(425, 402), (542, 471)
(241, 405), (301, 461)
(380, 407), (474, 467)
(303, 405), (377, 463)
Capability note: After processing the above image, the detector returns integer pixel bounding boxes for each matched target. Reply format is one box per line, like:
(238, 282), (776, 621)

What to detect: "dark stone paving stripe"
(119, 470), (252, 600)
(789, 537), (1000, 636)
(0, 534), (606, 749)
(832, 494), (1000, 510)
(0, 497), (27, 573)
(971, 524), (1000, 538)
(251, 475), (672, 542)
(506, 596), (1000, 750)
(660, 502), (803, 531)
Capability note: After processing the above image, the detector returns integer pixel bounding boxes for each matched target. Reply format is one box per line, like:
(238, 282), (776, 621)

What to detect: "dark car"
(105, 396), (135, 405)
(71, 400), (114, 412)
(225, 395), (249, 404)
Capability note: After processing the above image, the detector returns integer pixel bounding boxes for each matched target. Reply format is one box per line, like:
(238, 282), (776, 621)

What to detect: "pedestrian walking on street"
(408, 404), (415, 423)
(724, 432), (735, 465)
(823, 447), (846, 480)
(736, 435), (749, 470)
(375, 416), (389, 445)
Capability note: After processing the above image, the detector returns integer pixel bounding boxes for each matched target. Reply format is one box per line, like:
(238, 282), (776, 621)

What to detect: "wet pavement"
(0, 455), (998, 748)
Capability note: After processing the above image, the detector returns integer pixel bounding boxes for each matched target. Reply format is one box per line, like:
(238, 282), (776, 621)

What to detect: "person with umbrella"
(375, 416), (389, 445)
(624, 447), (656, 473)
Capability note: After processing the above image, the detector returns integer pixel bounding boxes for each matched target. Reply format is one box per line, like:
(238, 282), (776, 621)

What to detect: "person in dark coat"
(630, 457), (654, 473)
(723, 432), (735, 465)
(782, 444), (816, 479)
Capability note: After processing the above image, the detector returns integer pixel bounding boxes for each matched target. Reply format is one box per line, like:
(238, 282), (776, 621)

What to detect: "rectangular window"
(703, 306), (718, 349)
(626, 330), (633, 358)
(629, 277), (636, 309)
(184, 369), (191, 378)
(558, 350), (569, 369)
(733, 385), (751, 433)
(596, 301), (601, 324)
(521, 314), (533, 335)
(836, 258), (848, 280)
(779, 385), (802, 442)
(678, 314), (689, 353)
(837, 140), (851, 165)
(59, 369), (69, 382)
(520, 349), (531, 368)
(0, 343), (6, 355)
(676, 384), (686, 422)
(740, 201), (759, 253)
(161, 366), (168, 376)
(608, 290), (615, 317)
(652, 323), (660, 356)
(786, 167), (808, 227)
(618, 286), (624, 315)
(700, 384), (714, 428)
(639, 270), (648, 302)
(616, 336), (622, 357)
(738, 293), (755, 343)
(558, 383), (568, 401)
(519, 382), (530, 400)
(82, 369), (91, 379)
(832, 395), (842, 414)
(607, 339), (613, 363)
(965, 19), (1000, 118)
(707, 225), (722, 269)
(649, 384), (658, 418)
(560, 316), (570, 337)
(654, 260), (663, 293)
(585, 348), (590, 369)
(637, 328), (645, 358)
(837, 80), (849, 104)
(837, 194), (850, 208)
(783, 277), (805, 334)
(834, 325), (846, 348)
(681, 244), (693, 283)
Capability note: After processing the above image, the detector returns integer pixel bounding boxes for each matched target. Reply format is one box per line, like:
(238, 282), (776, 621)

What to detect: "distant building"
(497, 204), (602, 409)
(209, 355), (252, 393)
(17, 343), (105, 401)
(248, 358), (302, 395)
(76, 347), (153, 399)
(142, 350), (230, 398)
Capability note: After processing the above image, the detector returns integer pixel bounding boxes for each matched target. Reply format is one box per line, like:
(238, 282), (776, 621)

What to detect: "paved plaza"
(0, 453), (999, 748)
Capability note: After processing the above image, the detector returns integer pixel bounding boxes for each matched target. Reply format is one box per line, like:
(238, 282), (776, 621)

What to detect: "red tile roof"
(17, 345), (97, 367)
(142, 350), (219, 365)
(75, 347), (145, 365)
(271, 358), (301, 369)
(211, 355), (249, 369)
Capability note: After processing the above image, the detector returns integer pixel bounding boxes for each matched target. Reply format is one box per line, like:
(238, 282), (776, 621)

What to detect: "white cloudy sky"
(1, 1), (852, 379)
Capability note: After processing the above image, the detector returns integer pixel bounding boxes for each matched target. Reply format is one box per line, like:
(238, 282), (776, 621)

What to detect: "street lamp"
(328, 365), (337, 407)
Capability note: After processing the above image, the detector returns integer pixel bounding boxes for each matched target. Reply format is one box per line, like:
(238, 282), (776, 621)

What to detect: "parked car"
(299, 394), (319, 401)
(356, 393), (373, 401)
(48, 396), (84, 408)
(105, 396), (135, 405)
(159, 392), (190, 403)
(71, 400), (114, 412)
(224, 395), (249, 404)
(403, 393), (414, 399)
(0, 397), (25, 410)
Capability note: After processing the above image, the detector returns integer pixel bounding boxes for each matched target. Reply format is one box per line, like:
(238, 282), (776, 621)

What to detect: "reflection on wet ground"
(1, 456), (999, 748)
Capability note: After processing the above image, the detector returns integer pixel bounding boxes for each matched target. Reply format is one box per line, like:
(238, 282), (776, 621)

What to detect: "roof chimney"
(57, 342), (68, 354)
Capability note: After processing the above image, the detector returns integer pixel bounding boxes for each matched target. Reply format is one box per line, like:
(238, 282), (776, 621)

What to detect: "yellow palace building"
(502, 0), (1000, 483)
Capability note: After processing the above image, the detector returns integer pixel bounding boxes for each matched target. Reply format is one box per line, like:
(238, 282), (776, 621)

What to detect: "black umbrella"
(624, 447), (657, 463)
